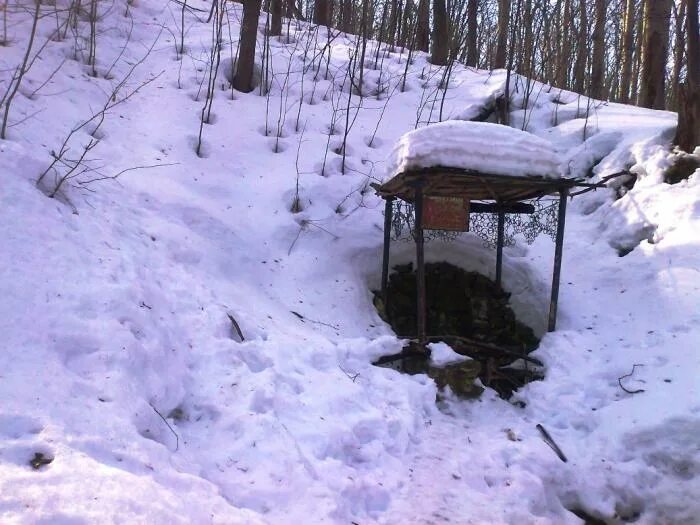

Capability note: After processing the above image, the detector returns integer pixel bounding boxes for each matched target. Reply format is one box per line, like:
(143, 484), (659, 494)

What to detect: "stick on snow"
(536, 424), (568, 463)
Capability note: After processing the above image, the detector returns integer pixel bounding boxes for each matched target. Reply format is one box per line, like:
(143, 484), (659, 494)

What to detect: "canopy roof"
(378, 121), (576, 203)
(375, 167), (577, 203)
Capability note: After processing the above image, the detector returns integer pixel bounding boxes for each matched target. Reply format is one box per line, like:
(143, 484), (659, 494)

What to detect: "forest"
(0, 0), (698, 522)
(225, 0), (699, 150)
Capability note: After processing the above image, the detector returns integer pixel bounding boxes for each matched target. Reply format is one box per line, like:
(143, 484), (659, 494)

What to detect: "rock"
(30, 452), (53, 470)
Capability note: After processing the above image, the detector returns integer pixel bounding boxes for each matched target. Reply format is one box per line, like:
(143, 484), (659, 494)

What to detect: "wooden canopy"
(374, 165), (591, 342)
(374, 166), (577, 203)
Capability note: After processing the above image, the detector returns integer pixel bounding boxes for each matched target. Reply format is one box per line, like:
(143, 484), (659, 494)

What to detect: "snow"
(386, 120), (562, 179)
(428, 341), (471, 366)
(0, 1), (698, 524)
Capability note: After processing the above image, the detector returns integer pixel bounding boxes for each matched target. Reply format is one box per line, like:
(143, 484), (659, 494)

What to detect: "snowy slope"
(1, 1), (698, 524)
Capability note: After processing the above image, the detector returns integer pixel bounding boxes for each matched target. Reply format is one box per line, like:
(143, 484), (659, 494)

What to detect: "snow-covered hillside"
(1, 1), (699, 524)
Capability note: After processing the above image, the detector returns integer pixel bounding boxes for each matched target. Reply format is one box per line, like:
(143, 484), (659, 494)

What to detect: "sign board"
(423, 196), (470, 231)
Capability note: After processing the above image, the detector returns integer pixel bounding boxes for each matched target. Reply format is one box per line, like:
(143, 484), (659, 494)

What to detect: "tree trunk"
(416, 0), (429, 52)
(287, 0), (304, 20)
(572, 0), (588, 94)
(388, 0), (400, 47)
(521, 0), (533, 75)
(686, 0), (700, 87)
(340, 0), (353, 33)
(590, 0), (607, 99)
(670, 1), (687, 110)
(675, 0), (700, 151)
(631, 1), (644, 103)
(431, 0), (449, 65)
(465, 0), (478, 67)
(314, 0), (330, 26)
(639, 0), (672, 109)
(556, 0), (572, 87)
(270, 0), (282, 36)
(234, 0), (262, 93)
(399, 0), (414, 48)
(494, 0), (510, 68)
(619, 0), (635, 102)
(543, 0), (556, 83)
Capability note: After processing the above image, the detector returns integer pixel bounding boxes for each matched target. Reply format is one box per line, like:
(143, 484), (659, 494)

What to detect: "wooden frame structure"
(374, 167), (592, 343)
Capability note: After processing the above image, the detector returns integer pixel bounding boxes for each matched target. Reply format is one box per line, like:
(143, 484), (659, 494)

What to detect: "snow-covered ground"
(1, 1), (698, 524)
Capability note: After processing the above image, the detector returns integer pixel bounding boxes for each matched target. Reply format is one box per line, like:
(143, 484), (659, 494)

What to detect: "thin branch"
(149, 402), (180, 452)
(227, 313), (245, 342)
(618, 364), (645, 394)
(536, 423), (568, 462)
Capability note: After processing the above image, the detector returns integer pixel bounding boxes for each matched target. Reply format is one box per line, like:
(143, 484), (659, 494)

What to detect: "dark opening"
(373, 262), (543, 399)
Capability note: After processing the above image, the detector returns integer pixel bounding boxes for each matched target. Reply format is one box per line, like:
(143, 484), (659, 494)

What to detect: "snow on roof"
(386, 121), (562, 179)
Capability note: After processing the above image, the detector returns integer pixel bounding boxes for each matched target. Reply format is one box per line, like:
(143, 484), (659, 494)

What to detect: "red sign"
(423, 196), (470, 231)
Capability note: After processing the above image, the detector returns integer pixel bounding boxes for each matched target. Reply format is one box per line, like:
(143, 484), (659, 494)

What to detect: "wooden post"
(548, 190), (568, 332)
(496, 209), (505, 287)
(381, 197), (394, 302)
(414, 185), (427, 344)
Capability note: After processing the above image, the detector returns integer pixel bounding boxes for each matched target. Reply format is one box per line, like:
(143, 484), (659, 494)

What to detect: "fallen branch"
(569, 170), (632, 197)
(149, 403), (179, 452)
(421, 334), (544, 367)
(227, 312), (245, 342)
(290, 310), (339, 330)
(536, 423), (567, 462)
(618, 364), (645, 394)
(77, 163), (177, 186)
(338, 365), (359, 382)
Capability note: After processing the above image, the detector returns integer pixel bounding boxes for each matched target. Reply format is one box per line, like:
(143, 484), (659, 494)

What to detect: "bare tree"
(234, 0), (263, 92)
(556, 0), (572, 87)
(676, 0), (699, 151)
(1, 0), (41, 139)
(430, 0), (448, 65)
(465, 0), (478, 67)
(494, 0), (509, 68)
(669, 0), (686, 110)
(590, 0), (607, 99)
(572, 0), (588, 94)
(314, 0), (330, 26)
(416, 0), (429, 52)
(618, 0), (635, 103)
(639, 0), (672, 109)
(271, 0), (283, 36)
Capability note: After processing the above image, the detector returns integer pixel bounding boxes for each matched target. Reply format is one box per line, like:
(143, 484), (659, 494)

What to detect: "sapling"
(291, 121), (307, 213)
(368, 79), (400, 147)
(196, 0), (225, 156)
(274, 36), (302, 150)
(36, 32), (163, 196)
(320, 67), (346, 176)
(87, 0), (98, 76)
(1, 0), (41, 139)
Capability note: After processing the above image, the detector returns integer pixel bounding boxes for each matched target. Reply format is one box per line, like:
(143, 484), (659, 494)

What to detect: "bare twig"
(290, 310), (339, 330)
(536, 424), (567, 462)
(149, 403), (180, 452)
(227, 313), (245, 342)
(618, 364), (645, 394)
(569, 170), (632, 197)
(338, 365), (359, 382)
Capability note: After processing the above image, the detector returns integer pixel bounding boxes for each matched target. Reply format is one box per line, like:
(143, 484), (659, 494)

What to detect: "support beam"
(496, 210), (505, 287)
(381, 197), (394, 302)
(548, 190), (568, 332)
(471, 202), (535, 214)
(414, 185), (427, 345)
